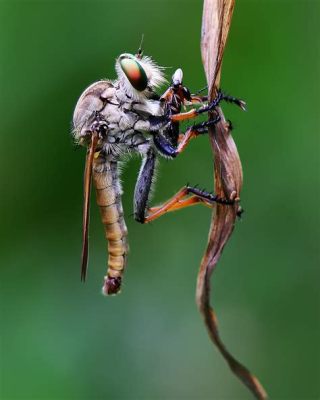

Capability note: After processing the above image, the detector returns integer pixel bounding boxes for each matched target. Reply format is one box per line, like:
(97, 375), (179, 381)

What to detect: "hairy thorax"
(73, 79), (164, 160)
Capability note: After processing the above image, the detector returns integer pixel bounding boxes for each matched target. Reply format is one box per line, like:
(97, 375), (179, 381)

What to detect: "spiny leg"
(132, 152), (214, 224)
(144, 185), (239, 223)
(220, 93), (247, 110)
(186, 187), (244, 218)
(170, 90), (246, 123)
(190, 92), (246, 109)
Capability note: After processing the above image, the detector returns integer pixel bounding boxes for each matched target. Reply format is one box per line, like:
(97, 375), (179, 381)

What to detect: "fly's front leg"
(189, 92), (243, 106)
(133, 150), (240, 224)
(143, 186), (241, 223)
(171, 91), (246, 123)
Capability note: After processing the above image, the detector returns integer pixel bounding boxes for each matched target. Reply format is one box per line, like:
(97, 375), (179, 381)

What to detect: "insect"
(72, 48), (245, 295)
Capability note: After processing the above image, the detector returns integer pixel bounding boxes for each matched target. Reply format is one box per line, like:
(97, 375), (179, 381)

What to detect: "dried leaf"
(198, 1), (267, 398)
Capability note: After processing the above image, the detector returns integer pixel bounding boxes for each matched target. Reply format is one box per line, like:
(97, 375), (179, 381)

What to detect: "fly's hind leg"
(133, 147), (242, 224)
(143, 186), (242, 224)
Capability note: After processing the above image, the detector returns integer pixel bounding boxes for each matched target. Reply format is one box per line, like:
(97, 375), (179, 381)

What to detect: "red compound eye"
(120, 56), (148, 91)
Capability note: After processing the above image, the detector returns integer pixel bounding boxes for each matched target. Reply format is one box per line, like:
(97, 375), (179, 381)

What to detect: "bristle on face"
(115, 53), (167, 101)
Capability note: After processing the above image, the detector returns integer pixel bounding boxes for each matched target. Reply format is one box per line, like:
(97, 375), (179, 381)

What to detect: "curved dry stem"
(198, 1), (267, 398)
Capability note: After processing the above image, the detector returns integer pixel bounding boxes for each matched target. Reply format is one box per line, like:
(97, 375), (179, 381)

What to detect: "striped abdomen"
(93, 161), (128, 295)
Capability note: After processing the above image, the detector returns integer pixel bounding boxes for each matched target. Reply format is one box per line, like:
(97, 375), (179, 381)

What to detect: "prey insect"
(72, 48), (245, 295)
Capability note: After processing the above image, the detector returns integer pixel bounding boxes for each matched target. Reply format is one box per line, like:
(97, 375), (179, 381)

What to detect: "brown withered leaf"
(198, 1), (267, 398)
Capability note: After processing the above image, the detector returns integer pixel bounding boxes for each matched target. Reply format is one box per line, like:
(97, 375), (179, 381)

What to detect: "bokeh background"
(1, 1), (319, 399)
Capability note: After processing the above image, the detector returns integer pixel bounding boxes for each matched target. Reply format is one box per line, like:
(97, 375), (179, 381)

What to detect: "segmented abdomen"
(93, 161), (128, 295)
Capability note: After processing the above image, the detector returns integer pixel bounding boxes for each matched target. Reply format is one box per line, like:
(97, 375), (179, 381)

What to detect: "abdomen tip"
(102, 276), (122, 296)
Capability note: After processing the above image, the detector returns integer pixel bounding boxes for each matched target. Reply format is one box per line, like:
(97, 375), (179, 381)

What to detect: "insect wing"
(81, 133), (98, 281)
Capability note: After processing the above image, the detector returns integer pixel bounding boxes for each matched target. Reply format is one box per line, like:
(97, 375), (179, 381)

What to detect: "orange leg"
(170, 109), (198, 122)
(190, 95), (208, 104)
(146, 195), (207, 223)
(176, 128), (198, 154)
(170, 91), (245, 123)
(148, 195), (212, 214)
(169, 92), (222, 122)
(145, 187), (189, 223)
(144, 186), (236, 223)
(174, 115), (221, 155)
(170, 196), (213, 210)
(159, 115), (220, 160)
(152, 117), (219, 159)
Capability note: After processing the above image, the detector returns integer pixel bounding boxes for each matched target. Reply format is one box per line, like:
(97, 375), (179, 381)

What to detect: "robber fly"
(72, 48), (245, 295)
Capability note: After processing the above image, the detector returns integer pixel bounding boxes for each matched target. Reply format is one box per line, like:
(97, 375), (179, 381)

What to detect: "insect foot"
(102, 276), (122, 296)
(198, 90), (246, 115)
(219, 90), (246, 111)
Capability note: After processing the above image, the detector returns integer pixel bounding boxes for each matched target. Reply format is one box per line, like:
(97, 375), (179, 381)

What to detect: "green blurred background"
(0, 1), (319, 399)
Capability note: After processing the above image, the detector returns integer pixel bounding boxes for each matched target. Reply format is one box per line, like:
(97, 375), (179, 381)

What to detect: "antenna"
(137, 34), (144, 59)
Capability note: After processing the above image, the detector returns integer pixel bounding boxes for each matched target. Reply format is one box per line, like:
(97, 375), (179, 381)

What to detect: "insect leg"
(153, 115), (221, 158)
(148, 195), (212, 213)
(133, 149), (157, 223)
(196, 91), (246, 113)
(190, 92), (245, 108)
(190, 95), (208, 104)
(169, 92), (224, 122)
(170, 91), (245, 122)
(144, 186), (240, 223)
(221, 93), (247, 110)
(175, 115), (221, 154)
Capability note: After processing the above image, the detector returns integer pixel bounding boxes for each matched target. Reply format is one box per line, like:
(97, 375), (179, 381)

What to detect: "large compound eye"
(120, 55), (148, 91)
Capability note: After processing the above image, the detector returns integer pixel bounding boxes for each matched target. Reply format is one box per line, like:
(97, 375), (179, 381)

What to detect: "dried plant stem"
(198, 1), (267, 398)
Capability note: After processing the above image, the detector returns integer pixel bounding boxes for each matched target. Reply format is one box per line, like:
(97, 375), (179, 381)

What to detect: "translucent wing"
(81, 133), (98, 281)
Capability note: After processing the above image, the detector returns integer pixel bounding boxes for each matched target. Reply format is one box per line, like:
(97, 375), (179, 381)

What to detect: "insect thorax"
(73, 79), (164, 160)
